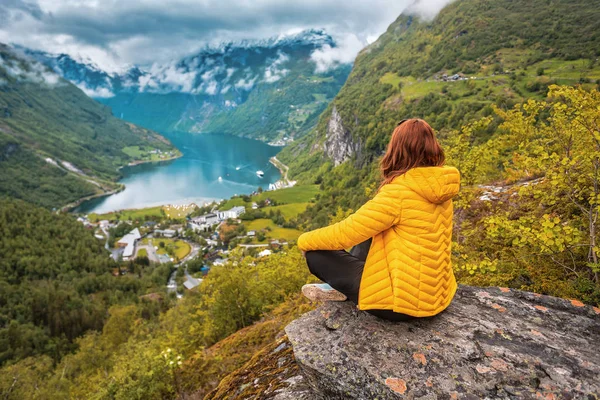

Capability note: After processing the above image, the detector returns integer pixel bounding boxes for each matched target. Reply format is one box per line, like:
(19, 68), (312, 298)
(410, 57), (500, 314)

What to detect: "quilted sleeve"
(297, 184), (401, 251)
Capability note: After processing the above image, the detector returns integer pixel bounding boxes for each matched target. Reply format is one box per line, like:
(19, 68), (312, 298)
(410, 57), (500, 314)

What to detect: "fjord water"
(76, 132), (281, 214)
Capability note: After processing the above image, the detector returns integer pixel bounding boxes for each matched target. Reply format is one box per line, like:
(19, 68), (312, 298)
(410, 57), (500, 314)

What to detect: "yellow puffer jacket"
(298, 166), (460, 317)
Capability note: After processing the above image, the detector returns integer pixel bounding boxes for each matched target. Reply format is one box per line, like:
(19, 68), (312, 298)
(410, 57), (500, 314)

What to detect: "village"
(76, 184), (318, 296)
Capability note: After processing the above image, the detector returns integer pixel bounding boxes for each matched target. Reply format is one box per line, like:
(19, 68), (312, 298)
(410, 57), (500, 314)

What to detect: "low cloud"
(0, 0), (416, 70)
(310, 34), (364, 73)
(0, 51), (62, 87)
(405, 0), (457, 20)
(138, 63), (196, 93)
(75, 82), (114, 98)
(235, 75), (258, 91)
(264, 52), (290, 83)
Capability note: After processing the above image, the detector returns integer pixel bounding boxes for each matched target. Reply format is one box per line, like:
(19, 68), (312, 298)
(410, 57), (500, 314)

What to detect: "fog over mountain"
(0, 0), (456, 72)
(20, 29), (352, 141)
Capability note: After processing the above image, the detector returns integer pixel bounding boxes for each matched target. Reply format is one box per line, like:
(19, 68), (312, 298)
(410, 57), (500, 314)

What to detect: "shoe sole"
(302, 284), (347, 302)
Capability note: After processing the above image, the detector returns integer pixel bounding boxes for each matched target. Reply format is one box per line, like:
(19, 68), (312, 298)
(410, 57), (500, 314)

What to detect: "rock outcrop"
(323, 106), (358, 166)
(205, 286), (599, 399)
(285, 286), (600, 399)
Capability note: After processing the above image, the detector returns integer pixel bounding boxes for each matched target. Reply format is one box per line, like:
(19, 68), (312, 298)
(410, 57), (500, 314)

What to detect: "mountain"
(0, 44), (179, 208)
(278, 0), (600, 305)
(26, 30), (352, 142)
(280, 0), (600, 191)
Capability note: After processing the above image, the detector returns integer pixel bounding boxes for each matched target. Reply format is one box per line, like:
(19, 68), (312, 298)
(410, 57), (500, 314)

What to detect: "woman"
(298, 119), (460, 321)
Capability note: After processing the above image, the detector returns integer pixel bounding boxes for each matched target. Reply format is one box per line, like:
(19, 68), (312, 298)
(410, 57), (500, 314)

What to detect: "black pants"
(305, 239), (415, 322)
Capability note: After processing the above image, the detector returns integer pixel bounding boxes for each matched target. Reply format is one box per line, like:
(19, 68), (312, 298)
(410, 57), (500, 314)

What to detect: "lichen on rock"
(285, 285), (600, 399)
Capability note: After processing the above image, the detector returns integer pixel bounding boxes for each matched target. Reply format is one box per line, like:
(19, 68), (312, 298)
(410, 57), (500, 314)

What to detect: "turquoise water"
(75, 132), (281, 214)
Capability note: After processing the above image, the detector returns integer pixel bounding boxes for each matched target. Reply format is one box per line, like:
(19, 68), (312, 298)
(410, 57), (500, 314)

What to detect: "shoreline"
(60, 185), (125, 214)
(269, 156), (294, 188)
(68, 152), (291, 216)
(117, 151), (183, 171)
(65, 152), (183, 214)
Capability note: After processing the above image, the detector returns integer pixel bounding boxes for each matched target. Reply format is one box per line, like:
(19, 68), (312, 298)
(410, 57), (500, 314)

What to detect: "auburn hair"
(379, 118), (445, 186)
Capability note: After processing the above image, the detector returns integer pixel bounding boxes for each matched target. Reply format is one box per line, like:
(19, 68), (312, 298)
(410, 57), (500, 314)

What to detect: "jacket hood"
(399, 166), (461, 204)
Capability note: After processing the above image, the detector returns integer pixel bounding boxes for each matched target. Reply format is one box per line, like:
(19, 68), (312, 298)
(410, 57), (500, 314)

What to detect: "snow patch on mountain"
(21, 29), (351, 99)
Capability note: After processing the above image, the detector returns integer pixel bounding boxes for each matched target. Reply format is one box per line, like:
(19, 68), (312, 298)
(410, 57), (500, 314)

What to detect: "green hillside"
(280, 0), (600, 183)
(279, 0), (600, 303)
(0, 44), (179, 208)
(201, 64), (350, 141)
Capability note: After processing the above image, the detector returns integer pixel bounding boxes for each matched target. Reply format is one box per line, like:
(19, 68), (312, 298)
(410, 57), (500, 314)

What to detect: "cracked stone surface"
(323, 106), (358, 166)
(204, 337), (322, 400)
(285, 285), (600, 399)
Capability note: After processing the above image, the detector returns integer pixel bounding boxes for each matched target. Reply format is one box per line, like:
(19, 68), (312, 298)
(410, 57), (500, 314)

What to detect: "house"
(251, 202), (259, 209)
(189, 213), (220, 232)
(205, 238), (218, 247)
(155, 229), (177, 238)
(213, 258), (228, 266)
(258, 249), (272, 258)
(184, 277), (202, 290)
(157, 254), (172, 264)
(117, 228), (141, 261)
(247, 230), (256, 237)
(218, 206), (245, 220)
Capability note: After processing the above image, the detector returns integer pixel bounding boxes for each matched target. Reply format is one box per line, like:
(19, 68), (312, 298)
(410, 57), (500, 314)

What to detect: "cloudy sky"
(0, 0), (453, 72)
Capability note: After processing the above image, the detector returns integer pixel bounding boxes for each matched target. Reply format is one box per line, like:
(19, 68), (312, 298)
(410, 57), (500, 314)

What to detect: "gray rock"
(323, 106), (358, 166)
(285, 285), (600, 399)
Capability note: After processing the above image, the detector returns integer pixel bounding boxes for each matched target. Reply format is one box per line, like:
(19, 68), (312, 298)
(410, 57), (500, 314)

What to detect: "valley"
(74, 132), (282, 214)
(2, 0), (600, 398)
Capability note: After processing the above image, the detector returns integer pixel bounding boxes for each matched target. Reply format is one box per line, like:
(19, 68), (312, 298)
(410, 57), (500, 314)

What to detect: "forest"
(0, 199), (175, 368)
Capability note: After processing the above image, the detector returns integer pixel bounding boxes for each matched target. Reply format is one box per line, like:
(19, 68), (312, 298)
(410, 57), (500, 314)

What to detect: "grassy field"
(220, 185), (319, 211)
(262, 203), (309, 219)
(245, 219), (303, 242)
(88, 203), (197, 222)
(254, 185), (319, 205)
(379, 72), (403, 88)
(219, 197), (248, 210)
(155, 238), (191, 260)
(122, 146), (179, 162)
(88, 206), (165, 222)
(163, 204), (197, 218)
(379, 56), (600, 107)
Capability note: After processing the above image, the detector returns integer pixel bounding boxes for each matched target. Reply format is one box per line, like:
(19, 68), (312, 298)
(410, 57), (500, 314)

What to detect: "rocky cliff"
(205, 286), (600, 399)
(323, 106), (359, 166)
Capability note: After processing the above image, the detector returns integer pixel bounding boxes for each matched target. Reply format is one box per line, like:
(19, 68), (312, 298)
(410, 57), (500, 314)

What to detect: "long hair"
(379, 118), (445, 186)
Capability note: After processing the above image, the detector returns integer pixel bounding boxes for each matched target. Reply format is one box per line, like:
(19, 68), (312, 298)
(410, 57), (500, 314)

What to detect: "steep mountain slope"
(27, 30), (352, 142)
(280, 0), (600, 198)
(0, 45), (179, 208)
(277, 0), (600, 305)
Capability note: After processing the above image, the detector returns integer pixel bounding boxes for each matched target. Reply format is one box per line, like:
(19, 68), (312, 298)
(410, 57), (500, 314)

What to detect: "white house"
(258, 249), (272, 258)
(189, 213), (220, 232)
(155, 229), (177, 238)
(218, 206), (245, 220)
(117, 228), (141, 260)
